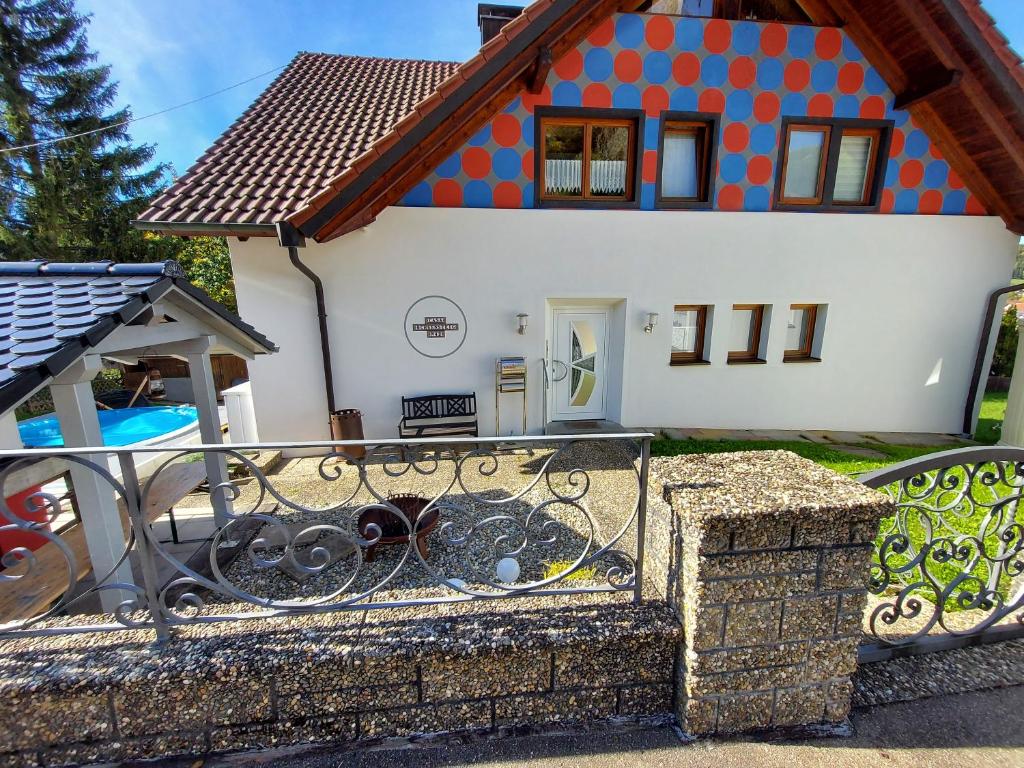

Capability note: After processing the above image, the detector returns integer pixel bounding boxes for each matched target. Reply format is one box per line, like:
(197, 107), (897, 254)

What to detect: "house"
(136, 0), (1024, 443)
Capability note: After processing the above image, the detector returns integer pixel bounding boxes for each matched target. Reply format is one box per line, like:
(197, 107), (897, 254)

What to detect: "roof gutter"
(963, 283), (1020, 435)
(130, 220), (278, 238)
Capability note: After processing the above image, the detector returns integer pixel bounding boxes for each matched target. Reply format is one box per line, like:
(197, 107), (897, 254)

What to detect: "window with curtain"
(671, 305), (709, 364)
(781, 128), (829, 203)
(539, 111), (639, 204)
(833, 131), (878, 204)
(658, 116), (716, 207)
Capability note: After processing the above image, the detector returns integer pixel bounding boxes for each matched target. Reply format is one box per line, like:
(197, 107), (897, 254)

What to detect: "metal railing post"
(117, 453), (173, 643)
(634, 436), (651, 605)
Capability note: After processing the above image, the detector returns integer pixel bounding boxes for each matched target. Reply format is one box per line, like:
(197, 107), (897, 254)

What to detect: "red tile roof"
(138, 53), (459, 228)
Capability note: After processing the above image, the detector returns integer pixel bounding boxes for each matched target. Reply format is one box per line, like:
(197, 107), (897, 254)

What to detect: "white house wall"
(229, 207), (1016, 443)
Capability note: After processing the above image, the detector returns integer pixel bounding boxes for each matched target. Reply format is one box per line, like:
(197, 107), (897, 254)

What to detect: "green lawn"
(975, 390), (1008, 445)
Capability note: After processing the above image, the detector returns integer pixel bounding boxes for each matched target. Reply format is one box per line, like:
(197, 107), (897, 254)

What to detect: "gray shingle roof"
(0, 260), (275, 415)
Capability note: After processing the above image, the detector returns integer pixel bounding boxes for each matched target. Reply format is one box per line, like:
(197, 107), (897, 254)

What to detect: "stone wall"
(0, 599), (679, 767)
(648, 450), (892, 736)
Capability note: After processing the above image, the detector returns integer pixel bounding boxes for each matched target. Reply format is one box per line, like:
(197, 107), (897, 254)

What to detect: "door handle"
(550, 359), (569, 382)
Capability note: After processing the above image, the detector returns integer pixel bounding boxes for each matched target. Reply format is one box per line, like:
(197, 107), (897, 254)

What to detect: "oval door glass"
(553, 311), (607, 420)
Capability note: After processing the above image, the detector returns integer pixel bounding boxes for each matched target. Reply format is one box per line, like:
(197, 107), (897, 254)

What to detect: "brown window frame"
(727, 304), (766, 364)
(783, 304), (819, 362)
(535, 107), (644, 209)
(774, 117), (893, 213)
(655, 111), (720, 210)
(670, 304), (709, 365)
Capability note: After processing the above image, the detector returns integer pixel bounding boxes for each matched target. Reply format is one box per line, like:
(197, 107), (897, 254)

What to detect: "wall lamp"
(516, 313), (529, 335)
(644, 312), (659, 334)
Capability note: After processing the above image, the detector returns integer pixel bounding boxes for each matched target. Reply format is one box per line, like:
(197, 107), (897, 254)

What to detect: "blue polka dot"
(894, 189), (919, 214)
(720, 153), (747, 184)
(584, 48), (613, 82)
(732, 21), (759, 55)
(892, 109), (910, 128)
(616, 14), (644, 48)
(834, 95), (860, 118)
(641, 182), (656, 210)
(503, 98), (521, 114)
(811, 61), (838, 93)
(924, 160), (949, 188)
(493, 148), (521, 181)
(644, 118), (661, 150)
(701, 54), (728, 87)
(750, 124), (777, 155)
(757, 58), (783, 90)
(942, 189), (967, 214)
(676, 17), (703, 51)
(467, 126), (491, 146)
(669, 87), (698, 111)
(613, 84), (641, 109)
(864, 67), (887, 95)
(726, 89), (753, 121)
(521, 115), (534, 144)
(552, 81), (581, 106)
(788, 26), (814, 58)
(780, 93), (807, 116)
(403, 182), (431, 207)
(464, 180), (492, 208)
(744, 186), (771, 211)
(522, 182), (535, 208)
(905, 130), (929, 158)
(435, 153), (461, 179)
(843, 35), (863, 61)
(884, 159), (900, 185)
(644, 51), (672, 84)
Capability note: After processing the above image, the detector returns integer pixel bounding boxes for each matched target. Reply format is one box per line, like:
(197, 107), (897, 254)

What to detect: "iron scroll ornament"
(404, 295), (468, 359)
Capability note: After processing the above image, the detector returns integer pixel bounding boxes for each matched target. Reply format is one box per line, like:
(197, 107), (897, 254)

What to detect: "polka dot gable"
(401, 13), (984, 216)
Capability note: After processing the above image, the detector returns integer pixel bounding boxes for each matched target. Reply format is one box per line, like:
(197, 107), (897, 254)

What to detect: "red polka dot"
(889, 128), (905, 157)
(582, 83), (612, 108)
(588, 17), (614, 47)
(521, 85), (551, 113)
(522, 149), (535, 180)
(718, 184), (744, 211)
(948, 168), (965, 190)
(966, 195), (987, 215)
(723, 122), (750, 153)
(815, 28), (842, 60)
(462, 147), (491, 179)
(929, 142), (943, 160)
(553, 48), (583, 81)
(838, 62), (864, 94)
(642, 85), (670, 117)
(860, 96), (886, 119)
(642, 150), (658, 183)
(433, 180), (462, 207)
(698, 88), (725, 113)
(919, 190), (943, 214)
(761, 23), (788, 57)
(492, 114), (521, 147)
(704, 19), (732, 54)
(747, 155), (773, 185)
(808, 94), (834, 117)
(899, 159), (924, 188)
(646, 14), (674, 50)
(880, 189), (895, 213)
(784, 60), (810, 91)
(614, 50), (643, 83)
(753, 92), (780, 123)
(729, 56), (757, 89)
(673, 52), (701, 85)
(493, 182), (522, 209)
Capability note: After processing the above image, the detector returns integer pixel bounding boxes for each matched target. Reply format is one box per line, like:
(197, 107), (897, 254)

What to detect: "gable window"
(657, 112), (719, 209)
(776, 118), (891, 211)
(727, 304), (766, 363)
(536, 108), (642, 207)
(784, 304), (822, 362)
(671, 305), (710, 364)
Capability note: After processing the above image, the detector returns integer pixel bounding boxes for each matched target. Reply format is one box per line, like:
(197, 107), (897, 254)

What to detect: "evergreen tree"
(0, 0), (171, 262)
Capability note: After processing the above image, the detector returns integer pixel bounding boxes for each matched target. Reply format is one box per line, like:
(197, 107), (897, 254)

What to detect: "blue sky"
(75, 0), (1024, 179)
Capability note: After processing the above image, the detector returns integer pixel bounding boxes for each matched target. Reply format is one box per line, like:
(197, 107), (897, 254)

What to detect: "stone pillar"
(999, 317), (1024, 446)
(184, 336), (232, 527)
(649, 450), (891, 737)
(0, 410), (21, 449)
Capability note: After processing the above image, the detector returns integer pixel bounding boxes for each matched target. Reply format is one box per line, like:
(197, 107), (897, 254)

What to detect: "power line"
(0, 62), (288, 154)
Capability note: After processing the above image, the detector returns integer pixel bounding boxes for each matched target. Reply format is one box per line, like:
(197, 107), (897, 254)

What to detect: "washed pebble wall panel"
(401, 13), (986, 215)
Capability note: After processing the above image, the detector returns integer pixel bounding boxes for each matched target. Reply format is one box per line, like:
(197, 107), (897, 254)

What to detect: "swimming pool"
(18, 406), (200, 448)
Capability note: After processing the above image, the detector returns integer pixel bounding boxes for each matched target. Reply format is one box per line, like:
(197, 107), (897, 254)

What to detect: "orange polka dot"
(837, 62), (864, 94)
(860, 96), (886, 119)
(493, 181), (522, 209)
(642, 85), (670, 117)
(614, 50), (643, 83)
(761, 23), (788, 57)
(815, 28), (842, 60)
(462, 147), (491, 179)
(588, 17), (615, 47)
(522, 149), (535, 180)
(645, 14), (674, 50)
(642, 150), (658, 183)
(729, 56), (757, 89)
(433, 180), (462, 207)
(553, 48), (583, 81)
(492, 114), (521, 147)
(899, 159), (924, 188)
(753, 92), (780, 123)
(698, 88), (725, 113)
(723, 123), (750, 153)
(889, 128), (905, 157)
(919, 190), (943, 214)
(947, 168), (965, 190)
(582, 83), (612, 108)
(808, 94), (834, 117)
(704, 19), (732, 54)
(521, 85), (551, 113)
(747, 155), (773, 185)
(673, 52), (701, 86)
(784, 60), (810, 91)
(929, 142), (943, 160)
(880, 189), (895, 213)
(966, 195), (987, 215)
(718, 184), (744, 211)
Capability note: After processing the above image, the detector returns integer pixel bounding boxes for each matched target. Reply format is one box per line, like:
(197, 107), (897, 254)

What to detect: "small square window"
(671, 305), (709, 364)
(833, 130), (881, 205)
(657, 113), (718, 208)
(728, 304), (765, 363)
(784, 304), (821, 361)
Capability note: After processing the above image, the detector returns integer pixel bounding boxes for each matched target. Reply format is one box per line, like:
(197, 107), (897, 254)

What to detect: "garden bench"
(398, 393), (478, 438)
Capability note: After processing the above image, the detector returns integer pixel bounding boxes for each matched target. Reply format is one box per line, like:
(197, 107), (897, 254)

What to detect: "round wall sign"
(403, 295), (468, 358)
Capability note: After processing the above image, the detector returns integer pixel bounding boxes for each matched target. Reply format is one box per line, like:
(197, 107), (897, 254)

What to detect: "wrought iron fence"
(859, 447), (1024, 659)
(0, 433), (652, 643)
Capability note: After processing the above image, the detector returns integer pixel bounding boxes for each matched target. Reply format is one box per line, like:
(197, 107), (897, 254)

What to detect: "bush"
(991, 308), (1019, 377)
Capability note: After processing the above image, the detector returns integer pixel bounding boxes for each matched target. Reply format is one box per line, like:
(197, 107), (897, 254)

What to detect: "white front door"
(551, 310), (608, 421)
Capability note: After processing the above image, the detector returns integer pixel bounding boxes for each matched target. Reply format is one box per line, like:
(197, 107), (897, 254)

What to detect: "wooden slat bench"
(398, 393), (478, 438)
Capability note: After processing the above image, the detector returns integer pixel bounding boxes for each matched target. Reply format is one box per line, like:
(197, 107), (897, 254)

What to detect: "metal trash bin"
(330, 409), (365, 459)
